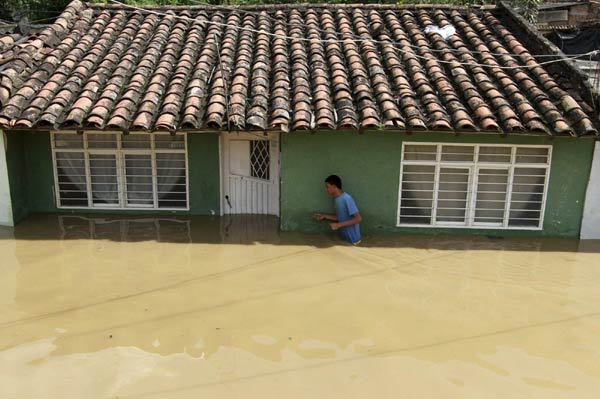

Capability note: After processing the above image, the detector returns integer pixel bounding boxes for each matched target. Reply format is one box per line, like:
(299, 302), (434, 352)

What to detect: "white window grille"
(397, 143), (551, 230)
(51, 132), (188, 210)
(250, 140), (270, 180)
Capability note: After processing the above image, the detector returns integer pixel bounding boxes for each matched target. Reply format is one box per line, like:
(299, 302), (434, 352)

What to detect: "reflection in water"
(0, 215), (599, 399)
(220, 215), (281, 244)
(58, 216), (193, 243)
(51, 214), (283, 245)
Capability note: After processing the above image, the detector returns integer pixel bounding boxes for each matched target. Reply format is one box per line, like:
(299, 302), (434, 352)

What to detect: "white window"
(250, 140), (270, 180)
(52, 132), (188, 210)
(397, 143), (551, 230)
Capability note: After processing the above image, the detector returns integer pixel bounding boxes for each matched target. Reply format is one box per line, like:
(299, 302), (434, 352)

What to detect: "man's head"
(325, 175), (343, 196)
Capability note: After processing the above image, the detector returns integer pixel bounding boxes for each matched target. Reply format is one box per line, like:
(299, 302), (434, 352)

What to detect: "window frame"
(397, 142), (552, 230)
(51, 131), (189, 211)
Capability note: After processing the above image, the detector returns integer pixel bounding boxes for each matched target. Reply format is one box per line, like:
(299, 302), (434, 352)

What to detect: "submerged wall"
(5, 131), (221, 221)
(5, 130), (596, 238)
(280, 131), (595, 238)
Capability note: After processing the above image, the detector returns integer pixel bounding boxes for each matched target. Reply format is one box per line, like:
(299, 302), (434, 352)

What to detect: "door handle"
(225, 195), (232, 208)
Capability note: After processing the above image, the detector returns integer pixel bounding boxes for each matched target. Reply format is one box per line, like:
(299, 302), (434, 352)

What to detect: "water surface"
(1, 215), (599, 398)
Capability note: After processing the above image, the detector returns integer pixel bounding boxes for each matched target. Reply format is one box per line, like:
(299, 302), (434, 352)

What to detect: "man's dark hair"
(325, 175), (342, 189)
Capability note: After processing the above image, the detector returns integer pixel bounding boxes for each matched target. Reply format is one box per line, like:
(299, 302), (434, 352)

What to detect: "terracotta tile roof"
(0, 26), (22, 65)
(0, 1), (597, 135)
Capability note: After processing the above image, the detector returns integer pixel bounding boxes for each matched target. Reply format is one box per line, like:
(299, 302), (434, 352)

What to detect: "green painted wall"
(24, 132), (56, 214)
(6, 130), (596, 238)
(5, 132), (28, 223)
(280, 131), (596, 238)
(6, 131), (221, 219)
(187, 133), (221, 215)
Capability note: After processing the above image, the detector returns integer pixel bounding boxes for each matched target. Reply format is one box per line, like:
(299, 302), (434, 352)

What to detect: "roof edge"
(0, 126), (562, 137)
(85, 1), (496, 12)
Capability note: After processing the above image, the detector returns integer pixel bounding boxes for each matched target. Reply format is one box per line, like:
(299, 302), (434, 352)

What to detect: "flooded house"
(0, 0), (599, 239)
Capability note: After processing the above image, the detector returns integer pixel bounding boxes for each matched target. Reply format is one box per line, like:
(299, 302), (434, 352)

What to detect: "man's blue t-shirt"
(335, 192), (361, 244)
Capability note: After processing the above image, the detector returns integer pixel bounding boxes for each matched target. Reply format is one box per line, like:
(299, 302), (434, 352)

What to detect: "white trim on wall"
(581, 141), (600, 239)
(218, 134), (224, 216)
(0, 130), (14, 226)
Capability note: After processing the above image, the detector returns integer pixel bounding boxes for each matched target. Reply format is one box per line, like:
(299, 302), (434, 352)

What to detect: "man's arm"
(330, 212), (361, 231)
(314, 213), (337, 222)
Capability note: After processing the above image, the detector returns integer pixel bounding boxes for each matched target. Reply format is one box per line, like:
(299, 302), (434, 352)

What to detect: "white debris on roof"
(423, 24), (456, 40)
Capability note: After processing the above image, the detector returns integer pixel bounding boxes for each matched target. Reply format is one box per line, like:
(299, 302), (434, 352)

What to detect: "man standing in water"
(314, 175), (362, 245)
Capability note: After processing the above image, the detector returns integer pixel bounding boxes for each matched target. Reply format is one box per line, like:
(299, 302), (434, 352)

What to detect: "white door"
(221, 132), (279, 216)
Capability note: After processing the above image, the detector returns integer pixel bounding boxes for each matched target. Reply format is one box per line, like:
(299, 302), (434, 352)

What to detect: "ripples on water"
(0, 215), (599, 399)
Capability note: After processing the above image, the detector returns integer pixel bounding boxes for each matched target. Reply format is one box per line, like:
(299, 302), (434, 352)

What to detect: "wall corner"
(0, 130), (14, 227)
(581, 141), (600, 239)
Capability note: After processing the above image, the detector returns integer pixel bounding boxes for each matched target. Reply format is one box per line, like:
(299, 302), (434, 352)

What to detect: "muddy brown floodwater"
(1, 215), (600, 398)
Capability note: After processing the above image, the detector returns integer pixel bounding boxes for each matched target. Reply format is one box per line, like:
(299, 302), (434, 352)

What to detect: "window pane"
(89, 154), (119, 206)
(436, 167), (470, 224)
(155, 134), (185, 150)
(515, 147), (549, 164)
(125, 154), (153, 207)
(156, 153), (187, 208)
(403, 144), (437, 161)
(508, 167), (547, 227)
(54, 133), (83, 149)
(399, 143), (549, 229)
(441, 145), (474, 162)
(399, 165), (435, 224)
(474, 169), (508, 225)
(87, 133), (118, 149)
(55, 151), (88, 206)
(122, 134), (151, 149)
(478, 146), (511, 163)
(52, 133), (188, 210)
(250, 140), (270, 180)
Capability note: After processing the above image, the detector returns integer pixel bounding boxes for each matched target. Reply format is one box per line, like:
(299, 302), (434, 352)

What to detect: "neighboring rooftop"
(539, 2), (584, 10)
(0, 0), (597, 135)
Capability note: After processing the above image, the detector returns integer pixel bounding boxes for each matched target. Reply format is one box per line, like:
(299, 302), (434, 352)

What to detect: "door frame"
(219, 131), (280, 216)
